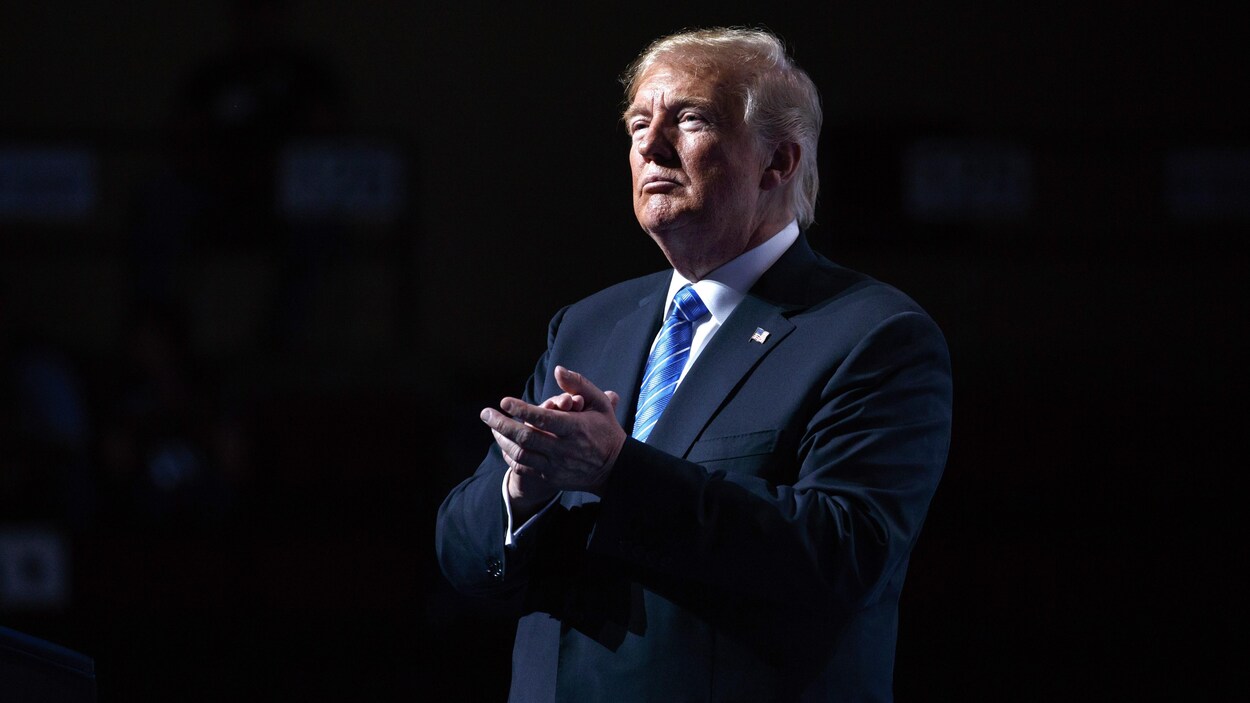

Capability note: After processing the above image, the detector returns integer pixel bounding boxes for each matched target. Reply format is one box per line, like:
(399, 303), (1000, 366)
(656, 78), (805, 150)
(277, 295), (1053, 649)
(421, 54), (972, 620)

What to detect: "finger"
(605, 390), (620, 413)
(553, 366), (612, 412)
(491, 429), (524, 469)
(498, 397), (573, 435)
(482, 407), (554, 464)
(541, 393), (577, 412)
(491, 427), (520, 460)
(492, 428), (550, 477)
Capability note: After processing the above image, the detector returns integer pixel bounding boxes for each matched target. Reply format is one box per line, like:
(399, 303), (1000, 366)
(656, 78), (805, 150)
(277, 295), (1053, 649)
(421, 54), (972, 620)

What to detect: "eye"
(678, 111), (708, 129)
(628, 118), (649, 135)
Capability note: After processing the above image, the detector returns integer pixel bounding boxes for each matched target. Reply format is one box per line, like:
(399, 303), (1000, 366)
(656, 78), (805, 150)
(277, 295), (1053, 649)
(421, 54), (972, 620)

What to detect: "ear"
(759, 142), (800, 191)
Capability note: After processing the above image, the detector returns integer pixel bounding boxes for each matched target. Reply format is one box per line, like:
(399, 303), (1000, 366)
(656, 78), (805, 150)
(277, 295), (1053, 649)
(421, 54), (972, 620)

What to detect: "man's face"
(626, 63), (770, 278)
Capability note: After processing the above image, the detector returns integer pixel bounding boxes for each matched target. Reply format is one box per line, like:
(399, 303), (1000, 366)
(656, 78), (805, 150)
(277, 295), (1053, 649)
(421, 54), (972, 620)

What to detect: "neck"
(664, 212), (793, 281)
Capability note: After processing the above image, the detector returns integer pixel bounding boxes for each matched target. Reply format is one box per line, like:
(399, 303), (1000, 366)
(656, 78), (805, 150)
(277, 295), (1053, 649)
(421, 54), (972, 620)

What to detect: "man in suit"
(436, 27), (952, 702)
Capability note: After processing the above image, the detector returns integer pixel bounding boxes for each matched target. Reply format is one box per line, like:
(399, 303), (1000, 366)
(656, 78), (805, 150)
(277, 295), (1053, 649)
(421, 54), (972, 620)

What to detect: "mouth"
(640, 173), (682, 193)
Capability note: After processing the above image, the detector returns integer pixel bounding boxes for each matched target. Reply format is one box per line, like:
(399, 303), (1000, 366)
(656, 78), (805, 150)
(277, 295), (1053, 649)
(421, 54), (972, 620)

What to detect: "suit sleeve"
(588, 310), (953, 619)
(433, 307), (568, 600)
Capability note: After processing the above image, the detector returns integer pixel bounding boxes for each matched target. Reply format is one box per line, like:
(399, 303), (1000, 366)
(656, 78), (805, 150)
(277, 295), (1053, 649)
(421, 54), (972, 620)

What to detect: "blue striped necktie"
(633, 285), (709, 442)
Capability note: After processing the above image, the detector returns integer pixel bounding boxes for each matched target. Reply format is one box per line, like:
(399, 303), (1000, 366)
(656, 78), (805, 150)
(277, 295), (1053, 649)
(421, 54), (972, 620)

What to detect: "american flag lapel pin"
(750, 327), (770, 344)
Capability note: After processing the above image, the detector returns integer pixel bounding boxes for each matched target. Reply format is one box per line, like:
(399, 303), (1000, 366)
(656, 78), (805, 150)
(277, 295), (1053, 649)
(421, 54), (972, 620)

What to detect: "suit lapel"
(643, 294), (795, 458)
(641, 233), (826, 458)
(594, 279), (668, 429)
(561, 279), (666, 511)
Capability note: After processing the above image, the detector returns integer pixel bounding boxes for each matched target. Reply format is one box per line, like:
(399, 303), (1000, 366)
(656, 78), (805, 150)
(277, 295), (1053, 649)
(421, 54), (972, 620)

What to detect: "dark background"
(2, 2), (1245, 701)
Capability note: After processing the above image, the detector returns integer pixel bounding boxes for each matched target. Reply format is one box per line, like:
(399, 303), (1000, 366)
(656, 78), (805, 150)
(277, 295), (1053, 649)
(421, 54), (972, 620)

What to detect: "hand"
(483, 366), (625, 497)
(539, 391), (585, 413)
(502, 391), (584, 512)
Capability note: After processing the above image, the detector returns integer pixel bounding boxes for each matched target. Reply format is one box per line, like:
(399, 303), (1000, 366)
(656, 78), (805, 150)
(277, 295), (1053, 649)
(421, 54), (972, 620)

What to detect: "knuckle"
(515, 426), (532, 445)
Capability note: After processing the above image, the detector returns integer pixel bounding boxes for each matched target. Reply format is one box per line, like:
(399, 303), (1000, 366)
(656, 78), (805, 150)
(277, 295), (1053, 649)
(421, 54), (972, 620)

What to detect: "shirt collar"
(663, 220), (800, 324)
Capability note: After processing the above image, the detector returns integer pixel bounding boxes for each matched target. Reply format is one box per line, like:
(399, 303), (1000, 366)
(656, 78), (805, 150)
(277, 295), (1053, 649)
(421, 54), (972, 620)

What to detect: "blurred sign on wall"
(0, 147), (96, 221)
(904, 139), (1033, 222)
(0, 526), (68, 611)
(1166, 147), (1250, 222)
(277, 141), (405, 224)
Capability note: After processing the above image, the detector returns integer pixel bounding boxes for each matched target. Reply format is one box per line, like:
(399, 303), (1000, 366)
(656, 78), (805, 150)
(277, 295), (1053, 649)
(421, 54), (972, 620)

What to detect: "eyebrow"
(622, 96), (723, 124)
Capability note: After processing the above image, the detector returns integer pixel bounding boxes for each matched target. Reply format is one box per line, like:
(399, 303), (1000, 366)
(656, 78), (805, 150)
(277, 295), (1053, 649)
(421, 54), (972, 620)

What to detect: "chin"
(641, 221), (684, 246)
(638, 209), (692, 237)
(637, 196), (693, 229)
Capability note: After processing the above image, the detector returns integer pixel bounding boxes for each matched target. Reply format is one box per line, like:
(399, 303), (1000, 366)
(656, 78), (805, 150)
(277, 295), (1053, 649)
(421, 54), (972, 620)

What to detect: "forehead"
(628, 62), (742, 116)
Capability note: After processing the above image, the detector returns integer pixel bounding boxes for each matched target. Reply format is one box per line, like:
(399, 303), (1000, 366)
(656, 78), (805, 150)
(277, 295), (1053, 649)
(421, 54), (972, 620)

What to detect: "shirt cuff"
(502, 468), (560, 548)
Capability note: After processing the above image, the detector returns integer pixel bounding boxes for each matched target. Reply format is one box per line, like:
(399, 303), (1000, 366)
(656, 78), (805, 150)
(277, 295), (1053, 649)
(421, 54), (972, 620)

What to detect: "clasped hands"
(480, 366), (627, 516)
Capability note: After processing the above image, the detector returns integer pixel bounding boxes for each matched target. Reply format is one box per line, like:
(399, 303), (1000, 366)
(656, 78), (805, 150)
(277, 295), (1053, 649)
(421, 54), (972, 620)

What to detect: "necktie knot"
(671, 284), (709, 323)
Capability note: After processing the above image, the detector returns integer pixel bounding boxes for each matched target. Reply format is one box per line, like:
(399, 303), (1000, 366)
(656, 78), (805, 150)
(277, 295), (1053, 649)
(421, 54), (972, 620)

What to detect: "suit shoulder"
(790, 256), (946, 347)
(783, 250), (932, 317)
(559, 270), (669, 320)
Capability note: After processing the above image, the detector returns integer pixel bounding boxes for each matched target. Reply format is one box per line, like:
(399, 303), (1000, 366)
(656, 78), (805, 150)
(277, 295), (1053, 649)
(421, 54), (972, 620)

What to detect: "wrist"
(588, 430), (627, 496)
(507, 475), (557, 521)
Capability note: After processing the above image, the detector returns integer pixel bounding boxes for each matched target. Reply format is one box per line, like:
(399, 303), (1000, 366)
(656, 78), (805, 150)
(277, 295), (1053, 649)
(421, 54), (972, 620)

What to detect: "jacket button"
(485, 556), (504, 580)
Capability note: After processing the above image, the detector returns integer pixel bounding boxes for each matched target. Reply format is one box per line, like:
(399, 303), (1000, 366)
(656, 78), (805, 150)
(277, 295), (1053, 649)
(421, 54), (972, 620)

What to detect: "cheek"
(685, 142), (734, 184)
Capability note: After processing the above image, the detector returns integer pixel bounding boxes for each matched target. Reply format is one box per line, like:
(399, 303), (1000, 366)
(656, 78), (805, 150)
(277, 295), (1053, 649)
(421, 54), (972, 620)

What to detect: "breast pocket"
(686, 429), (783, 476)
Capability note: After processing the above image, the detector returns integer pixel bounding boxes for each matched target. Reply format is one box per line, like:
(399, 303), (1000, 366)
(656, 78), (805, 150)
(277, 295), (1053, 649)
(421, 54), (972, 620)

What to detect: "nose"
(636, 122), (674, 162)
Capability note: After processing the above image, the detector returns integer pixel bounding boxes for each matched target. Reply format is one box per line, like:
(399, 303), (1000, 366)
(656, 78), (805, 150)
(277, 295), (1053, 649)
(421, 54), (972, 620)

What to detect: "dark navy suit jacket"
(436, 234), (953, 702)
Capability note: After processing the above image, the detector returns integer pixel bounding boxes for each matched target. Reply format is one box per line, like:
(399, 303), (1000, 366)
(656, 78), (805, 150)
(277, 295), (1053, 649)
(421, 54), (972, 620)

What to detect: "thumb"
(605, 390), (620, 413)
(554, 366), (611, 410)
